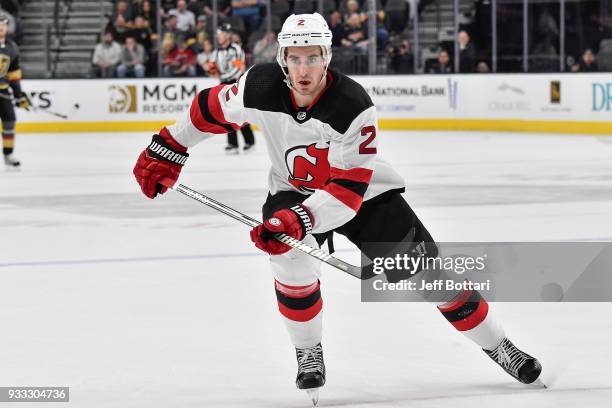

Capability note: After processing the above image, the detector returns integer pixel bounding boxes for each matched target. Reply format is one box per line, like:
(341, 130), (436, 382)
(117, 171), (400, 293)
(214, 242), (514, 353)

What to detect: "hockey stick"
(0, 93), (68, 119)
(161, 179), (363, 279)
(31, 106), (68, 119)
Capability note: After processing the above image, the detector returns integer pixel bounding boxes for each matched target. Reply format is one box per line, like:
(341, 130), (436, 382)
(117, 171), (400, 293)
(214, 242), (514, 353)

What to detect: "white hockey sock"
(436, 289), (505, 350)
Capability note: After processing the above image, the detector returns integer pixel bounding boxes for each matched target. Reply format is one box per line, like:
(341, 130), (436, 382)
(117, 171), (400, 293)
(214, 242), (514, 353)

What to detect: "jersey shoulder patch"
(312, 69), (374, 135)
(243, 63), (287, 112)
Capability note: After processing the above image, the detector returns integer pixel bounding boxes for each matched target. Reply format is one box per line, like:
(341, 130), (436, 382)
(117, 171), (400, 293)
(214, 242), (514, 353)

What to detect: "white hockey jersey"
(166, 63), (405, 234)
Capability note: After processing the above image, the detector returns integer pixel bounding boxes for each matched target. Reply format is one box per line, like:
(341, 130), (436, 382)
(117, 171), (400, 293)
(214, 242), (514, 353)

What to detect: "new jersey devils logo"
(285, 143), (330, 193)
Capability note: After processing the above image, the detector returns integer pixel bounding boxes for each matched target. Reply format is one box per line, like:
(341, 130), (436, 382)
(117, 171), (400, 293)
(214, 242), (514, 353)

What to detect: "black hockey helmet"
(217, 23), (232, 34)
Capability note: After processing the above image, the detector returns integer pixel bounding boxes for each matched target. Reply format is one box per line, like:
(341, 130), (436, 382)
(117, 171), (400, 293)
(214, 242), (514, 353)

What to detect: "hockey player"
(134, 13), (542, 405)
(205, 23), (255, 153)
(0, 13), (30, 169)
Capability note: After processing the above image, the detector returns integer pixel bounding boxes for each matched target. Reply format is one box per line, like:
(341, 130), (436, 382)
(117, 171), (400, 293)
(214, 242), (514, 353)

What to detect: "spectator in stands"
(253, 31), (278, 64)
(139, 0), (157, 31)
(597, 38), (612, 72)
(428, 49), (453, 74)
(130, 15), (153, 52)
(170, 0), (197, 35)
(341, 13), (368, 53)
(477, 61), (490, 73)
(457, 30), (475, 73)
(389, 38), (414, 74)
(531, 36), (558, 72)
(232, 0), (261, 34)
(163, 36), (197, 77)
(161, 36), (175, 62)
(112, 0), (132, 42)
(572, 48), (598, 72)
(113, 0), (133, 24)
(343, 0), (366, 23)
(195, 15), (211, 45)
(329, 10), (345, 48)
(196, 38), (214, 75)
(202, 0), (232, 18)
(163, 14), (182, 42)
(365, 0), (389, 50)
(535, 7), (559, 45)
(92, 31), (122, 78)
(117, 36), (147, 78)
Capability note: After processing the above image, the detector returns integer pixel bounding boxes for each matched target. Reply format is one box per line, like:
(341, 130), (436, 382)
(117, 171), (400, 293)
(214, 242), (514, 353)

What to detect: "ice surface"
(0, 131), (611, 407)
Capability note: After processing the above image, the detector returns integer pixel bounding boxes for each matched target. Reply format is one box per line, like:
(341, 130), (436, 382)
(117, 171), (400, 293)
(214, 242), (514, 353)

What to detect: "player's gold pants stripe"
(2, 136), (15, 148)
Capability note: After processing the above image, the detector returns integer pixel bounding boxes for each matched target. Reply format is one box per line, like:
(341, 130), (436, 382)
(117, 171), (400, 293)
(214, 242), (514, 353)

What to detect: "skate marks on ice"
(315, 385), (612, 408)
(0, 188), (266, 220)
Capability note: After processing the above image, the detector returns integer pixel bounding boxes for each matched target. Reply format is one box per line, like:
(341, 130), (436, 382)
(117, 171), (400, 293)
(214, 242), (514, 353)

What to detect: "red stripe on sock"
(449, 298), (489, 331)
(277, 298), (323, 322)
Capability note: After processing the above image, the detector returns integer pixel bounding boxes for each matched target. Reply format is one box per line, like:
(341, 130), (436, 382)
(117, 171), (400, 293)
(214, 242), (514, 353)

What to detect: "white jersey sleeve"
(302, 106), (378, 233)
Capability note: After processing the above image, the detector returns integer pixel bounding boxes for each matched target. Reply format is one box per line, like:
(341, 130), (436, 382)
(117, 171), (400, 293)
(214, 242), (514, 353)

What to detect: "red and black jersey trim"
(438, 288), (489, 331)
(327, 179), (369, 197)
(322, 166), (374, 212)
(196, 87), (237, 133)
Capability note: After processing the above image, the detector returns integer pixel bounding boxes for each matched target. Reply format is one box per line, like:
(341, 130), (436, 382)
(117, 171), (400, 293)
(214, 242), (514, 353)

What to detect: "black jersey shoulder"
(311, 69), (374, 134)
(242, 64), (374, 134)
(243, 63), (288, 114)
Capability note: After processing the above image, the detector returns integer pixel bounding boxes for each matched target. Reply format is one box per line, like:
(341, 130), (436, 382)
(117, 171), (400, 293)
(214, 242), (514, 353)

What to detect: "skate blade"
(531, 378), (547, 389)
(305, 388), (320, 406)
(5, 165), (21, 172)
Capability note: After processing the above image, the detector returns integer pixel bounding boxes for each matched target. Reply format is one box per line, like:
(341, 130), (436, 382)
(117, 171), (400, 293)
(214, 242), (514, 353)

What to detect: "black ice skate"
(295, 343), (326, 406)
(484, 337), (545, 387)
(224, 145), (239, 155)
(3, 153), (20, 170)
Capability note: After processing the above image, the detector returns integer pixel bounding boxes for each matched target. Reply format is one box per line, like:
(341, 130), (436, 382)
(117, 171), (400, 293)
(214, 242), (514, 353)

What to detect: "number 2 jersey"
(166, 63), (406, 234)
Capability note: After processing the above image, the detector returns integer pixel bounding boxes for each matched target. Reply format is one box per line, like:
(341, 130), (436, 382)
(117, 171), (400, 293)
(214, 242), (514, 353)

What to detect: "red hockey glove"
(133, 130), (189, 199)
(250, 204), (314, 255)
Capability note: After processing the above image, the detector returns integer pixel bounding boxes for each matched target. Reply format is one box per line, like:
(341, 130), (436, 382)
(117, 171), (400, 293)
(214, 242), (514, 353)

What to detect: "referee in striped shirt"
(207, 23), (255, 153)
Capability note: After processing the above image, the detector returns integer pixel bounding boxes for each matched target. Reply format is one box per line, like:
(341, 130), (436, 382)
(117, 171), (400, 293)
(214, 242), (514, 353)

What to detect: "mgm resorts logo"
(109, 84), (198, 114)
(109, 85), (137, 113)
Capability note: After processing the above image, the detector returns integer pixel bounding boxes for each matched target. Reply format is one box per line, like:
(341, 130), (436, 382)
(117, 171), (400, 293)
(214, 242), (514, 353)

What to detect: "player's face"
(0, 23), (7, 38)
(285, 46), (326, 96)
